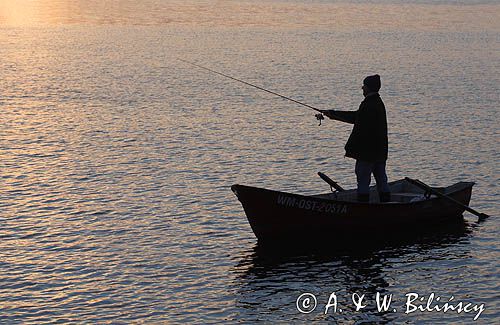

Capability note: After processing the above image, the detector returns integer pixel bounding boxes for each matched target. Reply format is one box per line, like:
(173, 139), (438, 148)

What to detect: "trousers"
(355, 160), (390, 195)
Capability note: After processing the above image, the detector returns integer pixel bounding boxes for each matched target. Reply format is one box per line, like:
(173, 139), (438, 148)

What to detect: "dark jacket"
(325, 93), (388, 162)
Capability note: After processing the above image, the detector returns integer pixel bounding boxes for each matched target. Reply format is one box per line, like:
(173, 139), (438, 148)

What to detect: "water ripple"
(0, 4), (498, 323)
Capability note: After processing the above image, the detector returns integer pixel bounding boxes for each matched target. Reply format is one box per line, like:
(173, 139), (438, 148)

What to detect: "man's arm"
(321, 110), (357, 124)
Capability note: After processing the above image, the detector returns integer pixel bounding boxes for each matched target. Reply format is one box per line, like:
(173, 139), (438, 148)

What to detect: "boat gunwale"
(231, 179), (475, 207)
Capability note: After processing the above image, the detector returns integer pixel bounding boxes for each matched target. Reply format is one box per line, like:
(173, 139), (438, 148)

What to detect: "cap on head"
(363, 74), (381, 92)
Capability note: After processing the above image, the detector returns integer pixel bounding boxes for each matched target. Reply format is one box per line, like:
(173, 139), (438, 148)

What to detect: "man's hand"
(320, 110), (334, 119)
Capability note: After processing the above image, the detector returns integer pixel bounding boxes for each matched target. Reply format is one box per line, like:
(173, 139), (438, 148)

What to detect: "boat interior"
(313, 178), (456, 203)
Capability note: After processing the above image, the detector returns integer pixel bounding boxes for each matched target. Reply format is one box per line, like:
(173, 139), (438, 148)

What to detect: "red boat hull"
(231, 180), (473, 242)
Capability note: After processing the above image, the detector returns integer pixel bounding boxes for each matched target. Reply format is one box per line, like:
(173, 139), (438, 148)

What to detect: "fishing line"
(178, 59), (326, 125)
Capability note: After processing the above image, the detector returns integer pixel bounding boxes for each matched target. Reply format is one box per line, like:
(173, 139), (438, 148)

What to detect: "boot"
(357, 193), (369, 203)
(379, 192), (391, 203)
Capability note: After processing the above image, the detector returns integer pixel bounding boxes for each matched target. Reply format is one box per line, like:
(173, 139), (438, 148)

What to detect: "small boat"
(231, 178), (475, 243)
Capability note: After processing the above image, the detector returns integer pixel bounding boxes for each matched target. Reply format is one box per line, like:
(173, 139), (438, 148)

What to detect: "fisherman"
(317, 75), (391, 202)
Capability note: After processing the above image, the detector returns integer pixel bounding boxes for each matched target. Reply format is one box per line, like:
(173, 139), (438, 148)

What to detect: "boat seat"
(391, 192), (436, 203)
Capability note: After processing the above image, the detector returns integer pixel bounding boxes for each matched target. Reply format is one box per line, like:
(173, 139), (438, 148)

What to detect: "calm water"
(1, 0), (499, 323)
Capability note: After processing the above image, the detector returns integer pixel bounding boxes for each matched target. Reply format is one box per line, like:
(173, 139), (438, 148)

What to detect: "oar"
(318, 172), (345, 192)
(405, 177), (490, 221)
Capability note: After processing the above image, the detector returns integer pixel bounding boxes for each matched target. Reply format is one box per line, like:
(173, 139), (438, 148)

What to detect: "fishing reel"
(315, 113), (324, 126)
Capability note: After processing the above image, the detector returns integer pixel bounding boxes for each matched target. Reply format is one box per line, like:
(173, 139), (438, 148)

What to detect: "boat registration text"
(277, 195), (348, 214)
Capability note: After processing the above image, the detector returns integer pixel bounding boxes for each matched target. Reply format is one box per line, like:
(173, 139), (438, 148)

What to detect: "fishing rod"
(178, 59), (326, 125)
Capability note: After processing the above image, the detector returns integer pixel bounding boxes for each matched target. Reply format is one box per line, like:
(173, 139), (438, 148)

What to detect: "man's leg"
(373, 161), (391, 202)
(355, 160), (372, 202)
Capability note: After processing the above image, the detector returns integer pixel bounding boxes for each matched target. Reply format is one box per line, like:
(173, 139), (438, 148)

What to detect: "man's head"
(362, 74), (381, 96)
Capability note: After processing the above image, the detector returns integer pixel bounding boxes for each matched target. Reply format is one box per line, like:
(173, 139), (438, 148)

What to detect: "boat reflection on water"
(232, 220), (473, 323)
